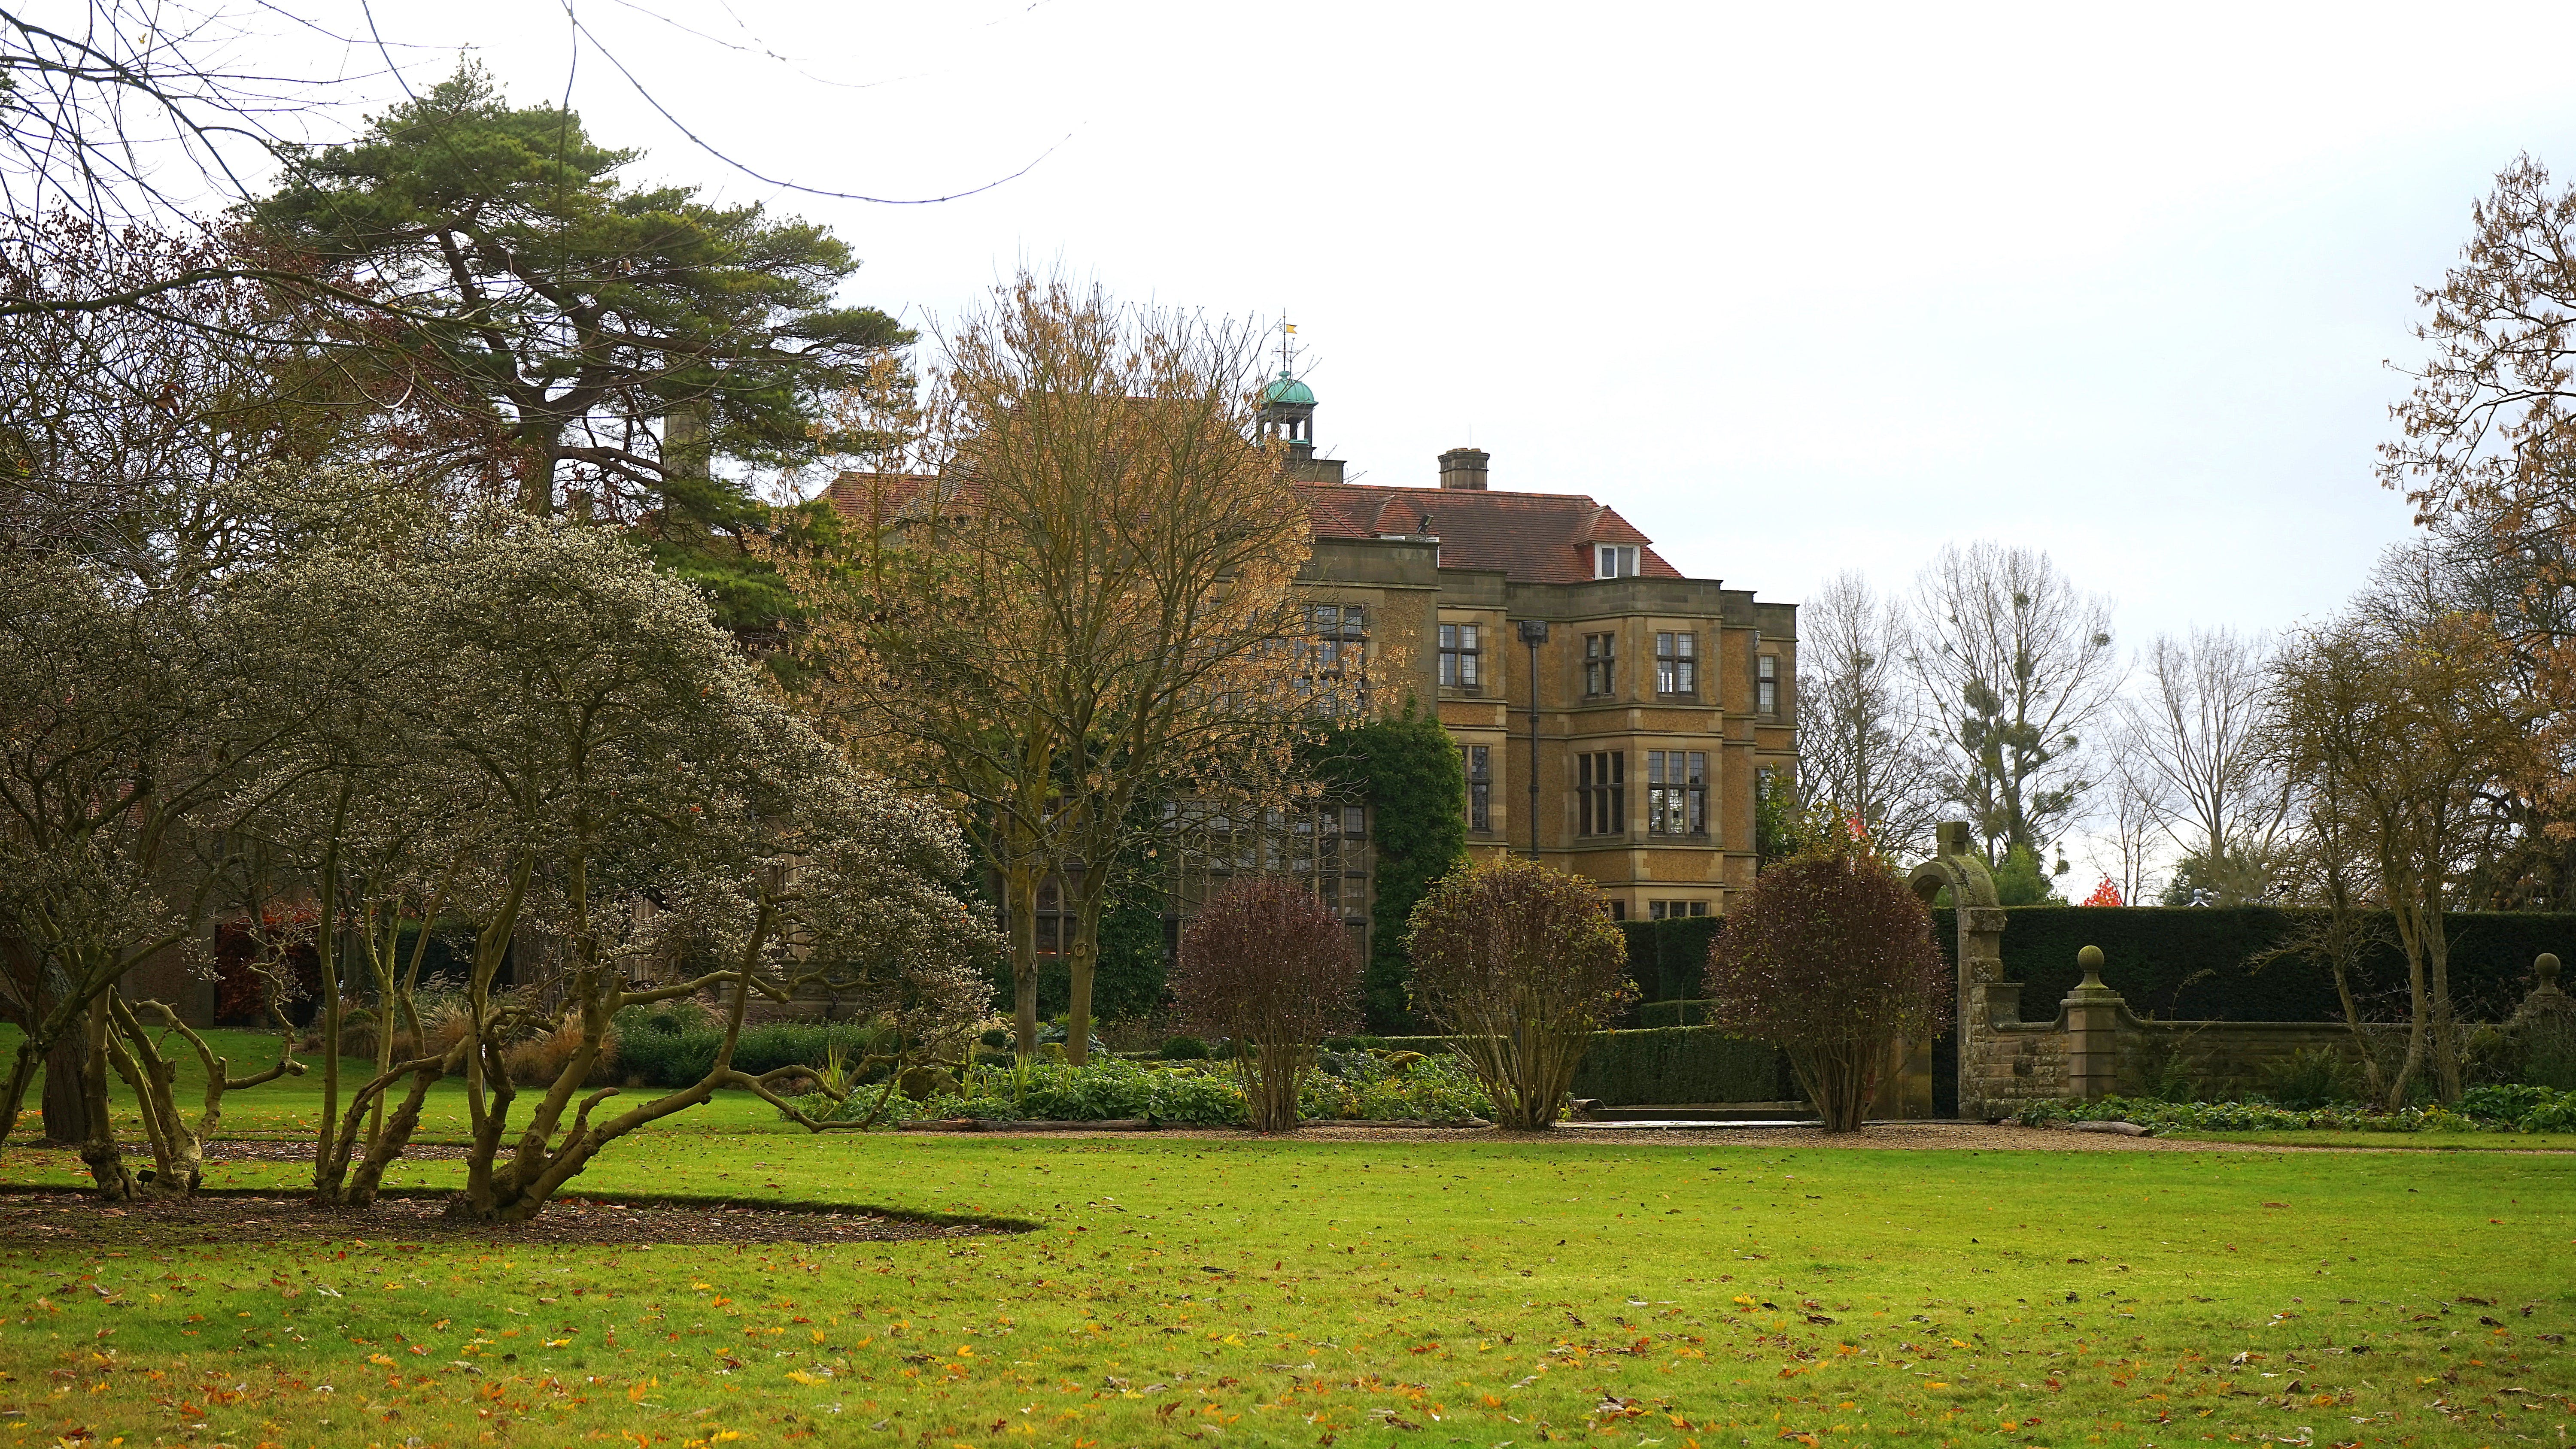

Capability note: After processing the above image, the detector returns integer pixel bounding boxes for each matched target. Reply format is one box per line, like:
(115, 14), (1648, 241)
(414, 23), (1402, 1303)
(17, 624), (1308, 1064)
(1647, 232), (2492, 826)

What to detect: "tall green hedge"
(1618, 917), (1724, 1002)
(1930, 906), (2576, 1023)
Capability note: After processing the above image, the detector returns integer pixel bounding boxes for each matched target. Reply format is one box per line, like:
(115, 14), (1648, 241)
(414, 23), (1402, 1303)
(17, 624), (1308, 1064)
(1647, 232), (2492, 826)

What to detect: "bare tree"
(2114, 627), (2289, 899)
(1905, 542), (2122, 864)
(2269, 609), (2532, 1105)
(2379, 153), (2576, 864)
(0, 2), (356, 319)
(779, 275), (1318, 1064)
(1796, 570), (1944, 864)
(1171, 876), (1360, 1133)
(2083, 758), (2164, 907)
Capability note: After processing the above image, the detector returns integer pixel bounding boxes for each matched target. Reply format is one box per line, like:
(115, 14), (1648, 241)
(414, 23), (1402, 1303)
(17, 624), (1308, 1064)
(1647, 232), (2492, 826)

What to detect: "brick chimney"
(1438, 447), (1489, 490)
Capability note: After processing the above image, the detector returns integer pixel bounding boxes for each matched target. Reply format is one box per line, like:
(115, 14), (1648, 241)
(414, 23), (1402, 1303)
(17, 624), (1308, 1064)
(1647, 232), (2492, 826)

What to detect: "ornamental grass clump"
(1704, 833), (1947, 1132)
(1172, 876), (1361, 1132)
(1405, 857), (1632, 1130)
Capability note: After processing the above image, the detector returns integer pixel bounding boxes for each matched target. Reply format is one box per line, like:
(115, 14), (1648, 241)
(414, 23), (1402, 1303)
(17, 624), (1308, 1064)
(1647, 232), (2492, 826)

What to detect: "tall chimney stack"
(1438, 446), (1489, 491)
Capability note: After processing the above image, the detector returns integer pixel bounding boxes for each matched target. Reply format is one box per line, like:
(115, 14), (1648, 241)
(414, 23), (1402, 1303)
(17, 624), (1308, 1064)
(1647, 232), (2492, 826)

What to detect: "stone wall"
(1955, 946), (2565, 1113)
(1958, 975), (2375, 1110)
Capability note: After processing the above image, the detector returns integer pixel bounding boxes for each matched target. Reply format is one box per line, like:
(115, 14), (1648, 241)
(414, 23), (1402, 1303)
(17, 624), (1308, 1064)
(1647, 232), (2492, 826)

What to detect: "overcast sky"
(230, 0), (2576, 873)
(277, 0), (2576, 651)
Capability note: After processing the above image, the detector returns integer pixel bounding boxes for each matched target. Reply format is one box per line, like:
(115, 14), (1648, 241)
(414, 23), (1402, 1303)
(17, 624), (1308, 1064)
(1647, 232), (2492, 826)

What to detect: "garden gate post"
(1906, 822), (2008, 1120)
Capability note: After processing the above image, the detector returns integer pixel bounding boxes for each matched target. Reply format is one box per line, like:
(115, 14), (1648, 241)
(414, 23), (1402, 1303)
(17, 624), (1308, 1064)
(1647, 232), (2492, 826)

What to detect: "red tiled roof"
(823, 471), (948, 521)
(1297, 483), (1684, 584)
(824, 472), (1686, 587)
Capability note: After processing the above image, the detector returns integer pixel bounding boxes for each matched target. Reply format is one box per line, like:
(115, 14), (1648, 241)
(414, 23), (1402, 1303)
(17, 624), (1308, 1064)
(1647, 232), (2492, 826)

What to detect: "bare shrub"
(502, 1022), (619, 1088)
(1173, 877), (1360, 1132)
(1704, 834), (1947, 1132)
(1406, 858), (1631, 1130)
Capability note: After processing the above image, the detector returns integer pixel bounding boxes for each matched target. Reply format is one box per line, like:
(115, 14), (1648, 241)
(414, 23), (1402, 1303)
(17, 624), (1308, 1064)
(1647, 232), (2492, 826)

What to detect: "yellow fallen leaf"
(544, 1338), (573, 1348)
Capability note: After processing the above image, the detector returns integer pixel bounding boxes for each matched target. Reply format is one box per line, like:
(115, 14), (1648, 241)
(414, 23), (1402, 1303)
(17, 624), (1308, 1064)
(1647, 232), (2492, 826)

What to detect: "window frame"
(1461, 744), (1492, 834)
(1646, 749), (1709, 837)
(1655, 631), (1697, 696)
(1438, 621), (1482, 693)
(1582, 631), (1617, 697)
(1595, 544), (1638, 579)
(1756, 653), (1779, 717)
(1577, 749), (1625, 837)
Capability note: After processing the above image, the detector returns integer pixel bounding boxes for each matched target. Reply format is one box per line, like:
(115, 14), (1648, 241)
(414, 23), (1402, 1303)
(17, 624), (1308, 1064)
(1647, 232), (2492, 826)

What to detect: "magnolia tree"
(0, 546), (308, 1195)
(5, 483), (996, 1214)
(1405, 858), (1631, 1130)
(1704, 834), (1947, 1133)
(1172, 876), (1360, 1132)
(243, 513), (995, 1221)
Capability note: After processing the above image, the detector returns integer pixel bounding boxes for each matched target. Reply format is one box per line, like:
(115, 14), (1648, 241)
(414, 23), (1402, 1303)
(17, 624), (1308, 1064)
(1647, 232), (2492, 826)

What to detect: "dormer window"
(1595, 545), (1638, 579)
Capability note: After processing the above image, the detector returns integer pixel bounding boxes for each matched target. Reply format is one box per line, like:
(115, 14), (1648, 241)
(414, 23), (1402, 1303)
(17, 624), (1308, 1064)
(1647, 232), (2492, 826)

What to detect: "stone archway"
(1907, 822), (2008, 1121)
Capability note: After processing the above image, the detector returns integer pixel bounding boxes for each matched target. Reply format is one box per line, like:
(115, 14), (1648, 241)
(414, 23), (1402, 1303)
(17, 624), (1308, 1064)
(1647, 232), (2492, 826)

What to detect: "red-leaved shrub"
(1173, 876), (1361, 1132)
(1704, 836), (1947, 1132)
(1406, 856), (1631, 1130)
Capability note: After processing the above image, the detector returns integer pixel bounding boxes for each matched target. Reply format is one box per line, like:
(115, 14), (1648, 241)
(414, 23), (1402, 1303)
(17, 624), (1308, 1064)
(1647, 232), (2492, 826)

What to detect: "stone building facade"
(1267, 373), (1799, 925)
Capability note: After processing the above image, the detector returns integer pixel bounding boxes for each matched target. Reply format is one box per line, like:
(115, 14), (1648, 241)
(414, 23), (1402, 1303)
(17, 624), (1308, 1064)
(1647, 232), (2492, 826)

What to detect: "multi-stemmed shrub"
(1704, 831), (1947, 1132)
(1170, 876), (1361, 1132)
(1405, 857), (1632, 1130)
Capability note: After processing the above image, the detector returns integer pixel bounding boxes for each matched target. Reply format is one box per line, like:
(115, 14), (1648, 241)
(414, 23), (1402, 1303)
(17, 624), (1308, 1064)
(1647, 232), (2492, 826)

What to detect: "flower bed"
(2006, 1084), (2576, 1134)
(787, 1049), (1496, 1128)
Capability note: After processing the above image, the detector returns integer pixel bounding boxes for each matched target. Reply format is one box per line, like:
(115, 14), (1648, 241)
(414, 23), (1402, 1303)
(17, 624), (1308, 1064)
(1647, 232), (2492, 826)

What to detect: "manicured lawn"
(2165, 1129), (2576, 1152)
(2, 1118), (2571, 1448)
(0, 1026), (805, 1143)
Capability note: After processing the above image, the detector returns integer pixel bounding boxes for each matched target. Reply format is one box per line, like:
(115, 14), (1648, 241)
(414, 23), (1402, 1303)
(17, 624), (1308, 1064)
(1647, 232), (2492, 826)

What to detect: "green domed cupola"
(1260, 370), (1316, 409)
(1258, 366), (1318, 453)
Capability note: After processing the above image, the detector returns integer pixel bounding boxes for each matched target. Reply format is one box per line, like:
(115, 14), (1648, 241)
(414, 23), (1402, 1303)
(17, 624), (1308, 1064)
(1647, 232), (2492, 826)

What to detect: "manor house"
(1259, 371), (1798, 925)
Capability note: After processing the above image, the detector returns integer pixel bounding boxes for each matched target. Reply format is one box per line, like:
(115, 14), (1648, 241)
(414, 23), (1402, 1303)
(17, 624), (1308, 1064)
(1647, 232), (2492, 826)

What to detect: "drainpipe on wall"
(1517, 618), (1550, 860)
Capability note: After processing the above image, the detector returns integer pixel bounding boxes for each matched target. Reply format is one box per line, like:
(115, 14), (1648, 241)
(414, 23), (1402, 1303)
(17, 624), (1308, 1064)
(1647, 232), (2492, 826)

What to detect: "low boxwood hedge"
(1321, 1024), (1787, 1106)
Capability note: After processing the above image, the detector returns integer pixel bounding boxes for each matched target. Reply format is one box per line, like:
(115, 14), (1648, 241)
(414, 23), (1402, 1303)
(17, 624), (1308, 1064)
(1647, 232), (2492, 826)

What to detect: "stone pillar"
(2060, 945), (2127, 1101)
(1907, 821), (2011, 1120)
(2520, 953), (2567, 1013)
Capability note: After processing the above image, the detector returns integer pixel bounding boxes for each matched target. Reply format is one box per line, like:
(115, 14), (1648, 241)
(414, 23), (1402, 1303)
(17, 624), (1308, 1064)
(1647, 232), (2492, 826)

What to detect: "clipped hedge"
(614, 1016), (893, 1088)
(1932, 907), (2574, 1023)
(1322, 1024), (1786, 1106)
(1572, 1026), (1786, 1106)
(1634, 998), (1718, 1028)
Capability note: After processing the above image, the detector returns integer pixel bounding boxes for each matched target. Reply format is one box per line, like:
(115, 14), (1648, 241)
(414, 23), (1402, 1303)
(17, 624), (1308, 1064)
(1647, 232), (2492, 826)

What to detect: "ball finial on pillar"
(2540, 953), (2561, 988)
(2077, 945), (2106, 989)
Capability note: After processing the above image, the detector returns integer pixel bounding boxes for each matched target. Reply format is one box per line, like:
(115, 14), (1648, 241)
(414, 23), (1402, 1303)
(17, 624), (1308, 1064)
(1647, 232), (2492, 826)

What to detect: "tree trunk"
(1006, 869), (1040, 1059)
(78, 999), (137, 1201)
(2427, 915), (2461, 1103)
(1064, 894), (1103, 1067)
(2387, 892), (2430, 1111)
(40, 1034), (89, 1146)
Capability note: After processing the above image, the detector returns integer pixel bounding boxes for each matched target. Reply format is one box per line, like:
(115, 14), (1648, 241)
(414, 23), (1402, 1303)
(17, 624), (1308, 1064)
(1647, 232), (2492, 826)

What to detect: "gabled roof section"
(1297, 483), (1686, 584)
(823, 471), (942, 520)
(822, 472), (1690, 587)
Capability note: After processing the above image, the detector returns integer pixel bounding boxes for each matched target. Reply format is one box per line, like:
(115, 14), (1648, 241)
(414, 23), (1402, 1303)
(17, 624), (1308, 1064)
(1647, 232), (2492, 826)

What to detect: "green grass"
(0, 1026), (803, 1143)
(5, 1028), (2574, 1446)
(3, 1131), (2573, 1446)
(2163, 1128), (2576, 1151)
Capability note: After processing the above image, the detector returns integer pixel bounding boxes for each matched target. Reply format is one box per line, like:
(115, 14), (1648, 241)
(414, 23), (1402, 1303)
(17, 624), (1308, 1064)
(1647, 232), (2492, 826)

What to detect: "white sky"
(275, 0), (2576, 642)
(213, 0), (2576, 875)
